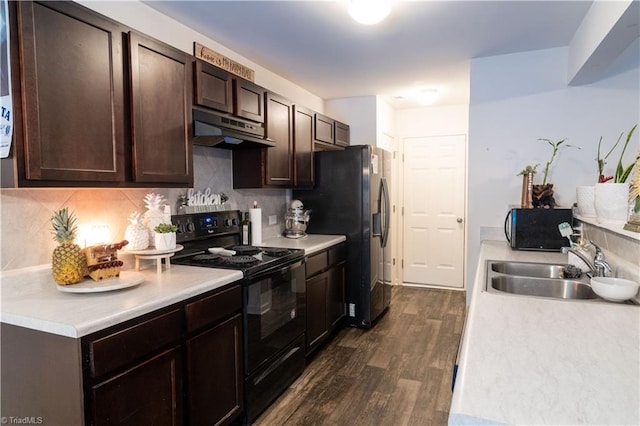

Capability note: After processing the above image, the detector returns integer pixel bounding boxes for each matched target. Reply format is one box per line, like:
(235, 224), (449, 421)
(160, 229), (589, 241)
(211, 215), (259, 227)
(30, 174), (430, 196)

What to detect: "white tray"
(56, 271), (145, 293)
(125, 244), (184, 256)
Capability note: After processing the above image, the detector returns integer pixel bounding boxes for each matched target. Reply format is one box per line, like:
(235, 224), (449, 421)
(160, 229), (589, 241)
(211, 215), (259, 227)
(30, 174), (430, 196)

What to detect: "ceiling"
(143, 0), (594, 108)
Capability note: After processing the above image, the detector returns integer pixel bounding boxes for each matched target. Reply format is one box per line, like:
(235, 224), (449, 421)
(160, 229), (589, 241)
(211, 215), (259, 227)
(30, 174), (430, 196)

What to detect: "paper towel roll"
(250, 208), (262, 245)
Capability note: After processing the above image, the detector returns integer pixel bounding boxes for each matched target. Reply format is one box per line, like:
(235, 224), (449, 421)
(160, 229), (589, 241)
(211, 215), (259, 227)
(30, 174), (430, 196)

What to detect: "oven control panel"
(172, 210), (241, 243)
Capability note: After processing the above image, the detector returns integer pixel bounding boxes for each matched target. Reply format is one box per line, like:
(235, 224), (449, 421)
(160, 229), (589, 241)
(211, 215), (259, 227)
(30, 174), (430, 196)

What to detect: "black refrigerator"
(293, 145), (391, 328)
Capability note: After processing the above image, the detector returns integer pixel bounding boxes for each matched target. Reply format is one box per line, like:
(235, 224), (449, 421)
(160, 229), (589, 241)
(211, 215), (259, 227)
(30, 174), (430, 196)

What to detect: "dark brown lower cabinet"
(306, 271), (330, 349)
(305, 244), (346, 355)
(186, 314), (243, 426)
(91, 347), (183, 426)
(0, 284), (243, 425)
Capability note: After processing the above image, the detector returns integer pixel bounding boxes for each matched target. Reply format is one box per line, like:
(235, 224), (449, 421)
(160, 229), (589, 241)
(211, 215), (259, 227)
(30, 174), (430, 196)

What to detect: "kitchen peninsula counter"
(448, 241), (639, 425)
(0, 264), (242, 338)
(260, 234), (346, 256)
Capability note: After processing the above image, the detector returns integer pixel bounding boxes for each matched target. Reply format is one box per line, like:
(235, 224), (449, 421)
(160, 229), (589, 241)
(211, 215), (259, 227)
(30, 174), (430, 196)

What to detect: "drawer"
(89, 309), (182, 378)
(328, 243), (346, 266)
(185, 285), (242, 334)
(306, 250), (328, 277)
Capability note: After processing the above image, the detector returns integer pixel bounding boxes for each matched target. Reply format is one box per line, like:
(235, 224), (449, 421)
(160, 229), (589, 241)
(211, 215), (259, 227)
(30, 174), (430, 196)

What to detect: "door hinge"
(401, 259), (404, 268)
(393, 205), (396, 213)
(393, 151), (397, 159)
(402, 207), (404, 216)
(393, 258), (396, 266)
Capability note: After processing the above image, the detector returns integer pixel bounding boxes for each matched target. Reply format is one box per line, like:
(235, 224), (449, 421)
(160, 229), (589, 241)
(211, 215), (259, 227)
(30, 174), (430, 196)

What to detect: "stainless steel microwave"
(504, 208), (573, 251)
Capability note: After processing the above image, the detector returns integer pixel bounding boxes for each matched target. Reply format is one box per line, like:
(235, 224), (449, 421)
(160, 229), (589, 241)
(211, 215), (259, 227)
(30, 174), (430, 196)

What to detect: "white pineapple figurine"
(125, 211), (149, 251)
(143, 193), (167, 247)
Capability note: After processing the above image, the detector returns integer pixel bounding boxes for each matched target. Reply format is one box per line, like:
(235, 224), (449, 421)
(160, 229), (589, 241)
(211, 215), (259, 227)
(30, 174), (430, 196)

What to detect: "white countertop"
(448, 241), (640, 425)
(259, 234), (346, 256)
(0, 235), (345, 339)
(0, 264), (243, 338)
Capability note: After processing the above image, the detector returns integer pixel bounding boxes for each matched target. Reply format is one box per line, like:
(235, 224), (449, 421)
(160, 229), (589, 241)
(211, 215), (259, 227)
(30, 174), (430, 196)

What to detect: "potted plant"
(533, 138), (580, 208)
(154, 223), (178, 250)
(595, 124), (638, 225)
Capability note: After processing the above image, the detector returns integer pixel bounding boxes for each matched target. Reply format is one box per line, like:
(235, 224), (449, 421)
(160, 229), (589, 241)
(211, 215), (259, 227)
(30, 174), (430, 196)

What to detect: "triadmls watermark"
(1, 417), (44, 425)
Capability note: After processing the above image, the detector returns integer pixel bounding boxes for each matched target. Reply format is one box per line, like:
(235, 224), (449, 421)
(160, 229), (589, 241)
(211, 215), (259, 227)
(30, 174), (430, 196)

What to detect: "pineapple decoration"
(124, 212), (149, 250)
(50, 208), (88, 285)
(143, 193), (168, 247)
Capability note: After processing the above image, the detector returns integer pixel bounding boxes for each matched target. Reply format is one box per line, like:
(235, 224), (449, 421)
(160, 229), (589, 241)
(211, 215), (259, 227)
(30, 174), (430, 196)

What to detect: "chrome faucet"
(561, 240), (612, 277)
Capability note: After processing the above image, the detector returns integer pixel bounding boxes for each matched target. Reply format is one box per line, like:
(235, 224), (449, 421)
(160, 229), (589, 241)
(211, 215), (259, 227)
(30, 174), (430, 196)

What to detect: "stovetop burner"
(192, 254), (221, 261)
(262, 248), (292, 257)
(230, 245), (262, 256)
(223, 255), (260, 265)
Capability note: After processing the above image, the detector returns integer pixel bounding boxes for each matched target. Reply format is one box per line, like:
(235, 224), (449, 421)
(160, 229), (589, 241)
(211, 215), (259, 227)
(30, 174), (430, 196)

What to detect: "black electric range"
(171, 210), (308, 422)
(171, 210), (304, 276)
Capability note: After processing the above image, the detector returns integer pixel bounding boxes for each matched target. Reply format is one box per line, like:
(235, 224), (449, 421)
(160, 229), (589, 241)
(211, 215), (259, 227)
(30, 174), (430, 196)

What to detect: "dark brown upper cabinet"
(232, 92), (292, 188)
(194, 59), (264, 124)
(235, 79), (265, 124)
(293, 105), (314, 187)
(129, 31), (193, 184)
(2, 1), (193, 187)
(313, 113), (349, 151)
(194, 60), (233, 114)
(314, 113), (334, 145)
(334, 120), (350, 147)
(12, 1), (126, 184)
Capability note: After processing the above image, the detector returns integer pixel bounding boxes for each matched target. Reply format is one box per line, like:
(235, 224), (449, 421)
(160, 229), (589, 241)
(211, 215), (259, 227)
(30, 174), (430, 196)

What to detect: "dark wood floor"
(254, 286), (466, 426)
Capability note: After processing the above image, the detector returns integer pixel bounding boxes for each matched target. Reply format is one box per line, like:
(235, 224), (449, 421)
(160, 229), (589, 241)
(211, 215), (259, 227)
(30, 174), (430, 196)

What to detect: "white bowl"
(590, 277), (640, 302)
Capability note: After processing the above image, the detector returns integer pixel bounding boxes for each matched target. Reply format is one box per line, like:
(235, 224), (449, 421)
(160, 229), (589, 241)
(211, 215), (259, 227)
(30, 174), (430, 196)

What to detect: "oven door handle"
(250, 260), (304, 281)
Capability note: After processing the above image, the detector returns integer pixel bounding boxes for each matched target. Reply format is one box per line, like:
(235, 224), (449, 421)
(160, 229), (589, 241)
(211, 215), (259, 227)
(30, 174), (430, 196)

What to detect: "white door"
(402, 135), (465, 288)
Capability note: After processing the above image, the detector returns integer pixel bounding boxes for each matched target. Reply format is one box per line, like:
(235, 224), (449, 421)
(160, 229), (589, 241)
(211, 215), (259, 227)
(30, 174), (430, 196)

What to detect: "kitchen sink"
(486, 260), (598, 301)
(490, 261), (567, 279)
(489, 275), (598, 299)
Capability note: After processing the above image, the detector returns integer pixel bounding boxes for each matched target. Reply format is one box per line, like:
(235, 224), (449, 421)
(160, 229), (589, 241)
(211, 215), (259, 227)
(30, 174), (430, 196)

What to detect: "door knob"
(457, 217), (463, 223)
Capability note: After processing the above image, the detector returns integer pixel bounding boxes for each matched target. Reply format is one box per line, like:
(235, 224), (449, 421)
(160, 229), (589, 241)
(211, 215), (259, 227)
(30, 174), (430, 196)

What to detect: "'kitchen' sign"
(194, 42), (255, 82)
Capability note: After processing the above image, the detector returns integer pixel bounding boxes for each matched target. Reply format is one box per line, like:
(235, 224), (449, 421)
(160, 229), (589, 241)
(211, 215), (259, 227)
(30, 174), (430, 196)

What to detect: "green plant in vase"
(533, 138), (580, 208)
(597, 124), (637, 183)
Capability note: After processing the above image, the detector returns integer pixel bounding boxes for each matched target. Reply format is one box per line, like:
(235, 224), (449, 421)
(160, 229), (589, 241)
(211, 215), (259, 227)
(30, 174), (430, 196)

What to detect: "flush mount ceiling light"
(414, 88), (439, 106)
(348, 0), (392, 25)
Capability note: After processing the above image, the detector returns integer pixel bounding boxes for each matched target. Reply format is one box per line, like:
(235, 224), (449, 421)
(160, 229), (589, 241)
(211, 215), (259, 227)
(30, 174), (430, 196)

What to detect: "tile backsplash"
(0, 145), (289, 271)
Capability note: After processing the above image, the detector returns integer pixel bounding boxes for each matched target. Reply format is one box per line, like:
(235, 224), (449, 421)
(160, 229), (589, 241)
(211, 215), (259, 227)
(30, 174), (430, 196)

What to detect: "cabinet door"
(306, 271), (329, 352)
(17, 1), (125, 182)
(91, 347), (183, 426)
(293, 105), (314, 187)
(235, 79), (264, 123)
(328, 262), (347, 329)
(334, 121), (350, 147)
(129, 31), (193, 184)
(314, 113), (334, 145)
(194, 60), (233, 114)
(186, 314), (243, 426)
(264, 92), (293, 186)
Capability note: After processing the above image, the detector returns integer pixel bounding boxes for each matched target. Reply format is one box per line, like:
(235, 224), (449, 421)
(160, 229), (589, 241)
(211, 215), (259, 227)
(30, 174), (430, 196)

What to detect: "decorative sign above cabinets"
(194, 42), (255, 82)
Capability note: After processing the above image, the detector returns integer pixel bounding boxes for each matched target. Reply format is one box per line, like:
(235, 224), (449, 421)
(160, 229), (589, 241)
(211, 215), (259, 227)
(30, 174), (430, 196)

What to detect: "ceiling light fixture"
(348, 0), (392, 25)
(414, 88), (439, 106)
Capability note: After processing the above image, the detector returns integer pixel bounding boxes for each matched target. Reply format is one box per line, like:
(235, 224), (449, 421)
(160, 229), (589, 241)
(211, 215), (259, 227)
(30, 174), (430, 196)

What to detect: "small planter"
(576, 186), (596, 218)
(532, 183), (556, 208)
(154, 232), (176, 251)
(595, 182), (629, 225)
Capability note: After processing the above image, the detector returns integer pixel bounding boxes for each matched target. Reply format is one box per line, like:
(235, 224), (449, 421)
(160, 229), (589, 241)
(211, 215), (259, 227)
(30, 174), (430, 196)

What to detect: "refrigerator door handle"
(380, 177), (390, 248)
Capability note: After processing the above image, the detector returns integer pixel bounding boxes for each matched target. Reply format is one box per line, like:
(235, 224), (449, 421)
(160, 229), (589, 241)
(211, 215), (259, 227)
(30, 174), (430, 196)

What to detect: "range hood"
(192, 108), (276, 149)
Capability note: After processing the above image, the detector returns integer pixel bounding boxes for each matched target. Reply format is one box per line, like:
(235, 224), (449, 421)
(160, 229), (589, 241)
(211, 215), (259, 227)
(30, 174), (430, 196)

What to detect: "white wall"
(468, 46), (640, 296)
(325, 96), (378, 145)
